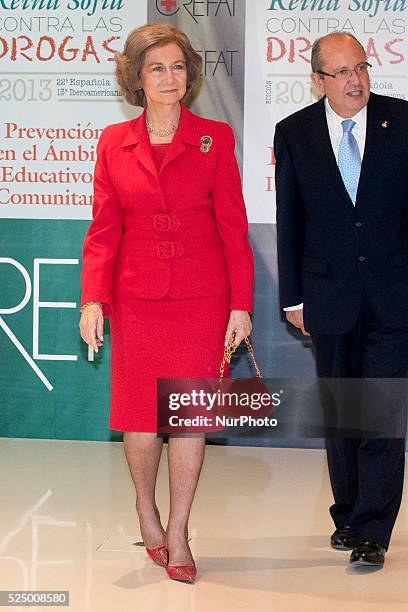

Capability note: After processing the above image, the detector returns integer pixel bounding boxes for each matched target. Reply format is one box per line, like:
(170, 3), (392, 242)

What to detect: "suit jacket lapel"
(356, 93), (388, 202)
(302, 97), (355, 210)
(121, 109), (158, 179)
(121, 105), (202, 177)
(160, 105), (202, 172)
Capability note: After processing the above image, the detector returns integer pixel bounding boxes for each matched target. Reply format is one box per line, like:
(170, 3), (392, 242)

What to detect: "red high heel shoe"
(145, 544), (168, 568)
(166, 563), (196, 584)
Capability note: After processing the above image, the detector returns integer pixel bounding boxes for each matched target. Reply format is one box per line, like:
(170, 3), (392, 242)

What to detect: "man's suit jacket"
(81, 104), (254, 316)
(274, 92), (408, 334)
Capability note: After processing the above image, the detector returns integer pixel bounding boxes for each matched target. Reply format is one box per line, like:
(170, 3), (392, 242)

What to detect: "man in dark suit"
(274, 32), (408, 568)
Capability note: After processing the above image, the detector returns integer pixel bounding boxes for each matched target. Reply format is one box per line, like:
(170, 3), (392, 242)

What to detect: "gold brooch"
(382, 121), (388, 128)
(200, 135), (212, 153)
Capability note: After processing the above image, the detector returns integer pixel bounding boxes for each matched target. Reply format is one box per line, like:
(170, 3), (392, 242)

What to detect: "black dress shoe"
(350, 539), (386, 567)
(330, 526), (355, 550)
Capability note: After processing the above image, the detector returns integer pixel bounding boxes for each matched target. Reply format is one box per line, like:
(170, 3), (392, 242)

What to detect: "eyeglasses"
(317, 62), (372, 80)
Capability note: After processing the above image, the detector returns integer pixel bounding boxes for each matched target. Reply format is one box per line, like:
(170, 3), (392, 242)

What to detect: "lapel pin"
(382, 121), (388, 128)
(200, 135), (213, 153)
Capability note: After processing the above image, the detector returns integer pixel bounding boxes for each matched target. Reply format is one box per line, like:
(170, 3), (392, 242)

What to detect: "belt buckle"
(153, 214), (171, 231)
(156, 241), (175, 259)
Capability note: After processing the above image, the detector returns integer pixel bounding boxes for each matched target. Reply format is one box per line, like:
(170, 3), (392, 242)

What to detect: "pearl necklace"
(146, 112), (180, 138)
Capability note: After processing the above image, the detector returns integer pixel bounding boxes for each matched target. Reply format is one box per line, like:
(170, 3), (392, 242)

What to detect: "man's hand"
(286, 308), (310, 336)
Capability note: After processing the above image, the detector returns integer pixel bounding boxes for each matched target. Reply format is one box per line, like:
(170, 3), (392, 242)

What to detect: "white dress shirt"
(283, 98), (367, 312)
(324, 97), (367, 162)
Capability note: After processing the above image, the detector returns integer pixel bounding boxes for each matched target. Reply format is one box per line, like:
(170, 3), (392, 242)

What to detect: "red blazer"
(81, 104), (254, 316)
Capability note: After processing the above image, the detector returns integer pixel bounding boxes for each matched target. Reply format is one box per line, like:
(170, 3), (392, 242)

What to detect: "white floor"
(0, 439), (407, 612)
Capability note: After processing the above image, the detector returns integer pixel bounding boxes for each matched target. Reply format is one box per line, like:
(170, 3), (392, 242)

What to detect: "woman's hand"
(79, 303), (104, 352)
(224, 310), (252, 347)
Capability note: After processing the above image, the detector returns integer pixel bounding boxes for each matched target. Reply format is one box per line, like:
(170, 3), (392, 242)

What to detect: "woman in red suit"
(79, 23), (254, 583)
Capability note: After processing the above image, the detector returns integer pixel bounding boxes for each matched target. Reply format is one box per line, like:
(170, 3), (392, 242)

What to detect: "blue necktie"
(337, 119), (361, 205)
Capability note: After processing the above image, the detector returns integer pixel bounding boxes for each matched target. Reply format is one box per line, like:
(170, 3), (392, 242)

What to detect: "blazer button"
(358, 256), (367, 262)
(355, 221), (363, 228)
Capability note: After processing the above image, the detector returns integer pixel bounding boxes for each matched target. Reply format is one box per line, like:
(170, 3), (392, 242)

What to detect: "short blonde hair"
(115, 23), (202, 107)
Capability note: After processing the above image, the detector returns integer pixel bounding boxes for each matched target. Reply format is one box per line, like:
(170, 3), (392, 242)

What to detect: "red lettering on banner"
(289, 37), (312, 64)
(0, 38), (7, 60)
(81, 36), (99, 63)
(366, 37), (382, 66)
(0, 35), (119, 63)
(58, 37), (79, 62)
(102, 36), (120, 62)
(267, 37), (286, 62)
(265, 177), (275, 192)
(36, 37), (56, 62)
(267, 37), (311, 64)
(12, 36), (33, 61)
(385, 38), (404, 64)
(266, 36), (405, 66)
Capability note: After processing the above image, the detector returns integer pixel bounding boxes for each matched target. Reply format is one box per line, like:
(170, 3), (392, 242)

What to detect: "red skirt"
(109, 293), (230, 432)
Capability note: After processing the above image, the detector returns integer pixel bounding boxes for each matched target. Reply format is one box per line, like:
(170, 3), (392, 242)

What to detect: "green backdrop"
(0, 219), (122, 441)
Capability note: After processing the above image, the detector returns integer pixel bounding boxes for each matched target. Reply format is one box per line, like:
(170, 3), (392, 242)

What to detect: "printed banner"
(243, 0), (408, 223)
(0, 0), (147, 220)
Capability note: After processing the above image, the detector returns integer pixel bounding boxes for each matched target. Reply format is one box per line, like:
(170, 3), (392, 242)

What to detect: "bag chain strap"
(219, 336), (262, 379)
